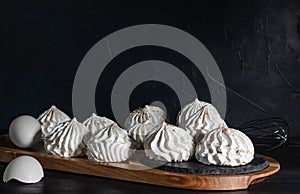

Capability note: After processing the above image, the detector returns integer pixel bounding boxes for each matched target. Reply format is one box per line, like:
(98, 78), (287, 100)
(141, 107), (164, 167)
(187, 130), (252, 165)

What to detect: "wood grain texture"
(0, 135), (280, 191)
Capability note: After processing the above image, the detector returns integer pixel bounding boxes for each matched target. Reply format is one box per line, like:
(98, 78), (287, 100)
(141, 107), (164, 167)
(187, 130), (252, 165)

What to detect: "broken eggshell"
(3, 155), (44, 183)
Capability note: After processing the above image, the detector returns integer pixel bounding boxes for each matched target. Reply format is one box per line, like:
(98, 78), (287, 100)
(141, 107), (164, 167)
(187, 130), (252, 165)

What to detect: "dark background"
(1, 0), (300, 139)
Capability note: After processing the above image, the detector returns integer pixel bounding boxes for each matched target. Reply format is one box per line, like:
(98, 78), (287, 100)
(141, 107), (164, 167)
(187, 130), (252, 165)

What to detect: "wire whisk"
(238, 118), (290, 151)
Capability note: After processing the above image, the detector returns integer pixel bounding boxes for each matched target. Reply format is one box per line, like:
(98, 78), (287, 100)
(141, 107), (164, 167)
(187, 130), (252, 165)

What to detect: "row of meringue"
(124, 100), (254, 166)
(124, 99), (227, 146)
(38, 106), (131, 162)
(38, 100), (254, 167)
(39, 104), (192, 163)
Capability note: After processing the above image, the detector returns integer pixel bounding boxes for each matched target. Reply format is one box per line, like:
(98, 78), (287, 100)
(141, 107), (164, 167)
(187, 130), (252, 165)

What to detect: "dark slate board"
(141, 155), (269, 175)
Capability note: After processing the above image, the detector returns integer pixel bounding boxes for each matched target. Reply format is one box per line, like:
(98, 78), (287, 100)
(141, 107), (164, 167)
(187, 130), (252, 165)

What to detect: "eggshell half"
(3, 155), (44, 183)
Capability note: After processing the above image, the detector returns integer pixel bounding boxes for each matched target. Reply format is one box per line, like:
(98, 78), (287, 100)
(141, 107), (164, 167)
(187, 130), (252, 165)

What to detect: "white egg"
(3, 155), (44, 183)
(9, 115), (41, 148)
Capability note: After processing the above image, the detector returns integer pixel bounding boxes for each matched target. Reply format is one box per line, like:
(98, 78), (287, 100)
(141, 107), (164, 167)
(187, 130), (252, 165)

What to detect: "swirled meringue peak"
(124, 105), (166, 129)
(83, 113), (115, 143)
(38, 105), (70, 139)
(86, 123), (131, 162)
(177, 98), (209, 124)
(44, 118), (88, 158)
(127, 120), (157, 149)
(195, 127), (254, 166)
(144, 122), (194, 162)
(177, 99), (227, 141)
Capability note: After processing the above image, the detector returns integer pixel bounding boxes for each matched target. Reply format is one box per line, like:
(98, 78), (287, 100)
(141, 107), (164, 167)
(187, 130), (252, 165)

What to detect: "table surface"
(0, 144), (299, 194)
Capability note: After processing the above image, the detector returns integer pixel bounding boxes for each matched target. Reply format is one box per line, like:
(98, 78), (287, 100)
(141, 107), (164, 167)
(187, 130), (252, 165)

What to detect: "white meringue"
(38, 105), (70, 139)
(83, 113), (115, 143)
(126, 120), (157, 148)
(177, 98), (209, 125)
(195, 127), (254, 166)
(124, 105), (166, 129)
(144, 122), (194, 162)
(177, 99), (227, 141)
(86, 123), (131, 162)
(44, 118), (88, 158)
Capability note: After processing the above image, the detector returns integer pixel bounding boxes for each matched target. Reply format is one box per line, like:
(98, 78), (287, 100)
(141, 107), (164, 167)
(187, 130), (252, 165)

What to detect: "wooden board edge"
(0, 135), (280, 191)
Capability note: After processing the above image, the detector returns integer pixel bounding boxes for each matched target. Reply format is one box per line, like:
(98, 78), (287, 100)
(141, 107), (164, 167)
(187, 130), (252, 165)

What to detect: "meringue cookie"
(86, 123), (131, 162)
(124, 105), (166, 129)
(195, 127), (254, 166)
(44, 118), (88, 157)
(144, 122), (194, 162)
(83, 113), (115, 143)
(177, 98), (209, 125)
(127, 120), (157, 149)
(38, 105), (70, 139)
(177, 99), (227, 141)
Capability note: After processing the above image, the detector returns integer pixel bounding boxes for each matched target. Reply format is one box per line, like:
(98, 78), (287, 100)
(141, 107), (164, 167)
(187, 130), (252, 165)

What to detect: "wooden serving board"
(0, 135), (280, 191)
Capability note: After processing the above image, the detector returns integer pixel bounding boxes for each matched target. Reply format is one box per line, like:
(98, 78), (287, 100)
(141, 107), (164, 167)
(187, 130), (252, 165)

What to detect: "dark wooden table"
(0, 144), (299, 194)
